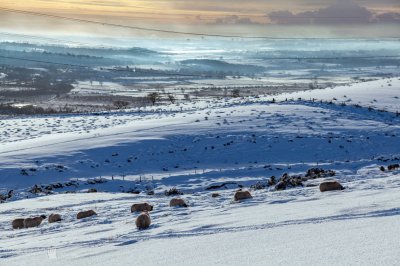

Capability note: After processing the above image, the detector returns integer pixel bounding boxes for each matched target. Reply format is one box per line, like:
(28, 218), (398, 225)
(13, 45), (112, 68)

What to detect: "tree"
(231, 89), (240, 98)
(113, 100), (129, 109)
(167, 93), (176, 104)
(147, 92), (159, 105)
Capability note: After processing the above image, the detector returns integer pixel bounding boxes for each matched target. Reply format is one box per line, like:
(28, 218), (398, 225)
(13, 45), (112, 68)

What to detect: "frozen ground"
(274, 77), (400, 113)
(1, 173), (400, 265)
(0, 77), (399, 265)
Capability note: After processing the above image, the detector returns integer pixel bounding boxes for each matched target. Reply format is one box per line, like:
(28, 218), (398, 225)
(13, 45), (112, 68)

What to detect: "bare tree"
(147, 92), (159, 105)
(231, 89), (240, 98)
(167, 93), (176, 104)
(113, 100), (129, 109)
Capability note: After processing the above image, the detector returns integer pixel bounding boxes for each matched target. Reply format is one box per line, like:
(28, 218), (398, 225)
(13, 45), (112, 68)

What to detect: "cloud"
(267, 2), (400, 24)
(375, 12), (400, 23)
(211, 15), (260, 25)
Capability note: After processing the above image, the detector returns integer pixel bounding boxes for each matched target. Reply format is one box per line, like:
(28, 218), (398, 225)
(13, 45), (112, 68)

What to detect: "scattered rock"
(206, 182), (242, 190)
(305, 184), (318, 187)
(52, 183), (64, 189)
(274, 173), (304, 191)
(29, 185), (42, 194)
(20, 169), (29, 176)
(250, 181), (267, 190)
(126, 188), (140, 194)
(268, 176), (277, 186)
(211, 193), (220, 198)
(388, 164), (399, 171)
(165, 187), (183, 196)
(306, 168), (336, 179)
(0, 190), (13, 202)
(275, 181), (286, 191)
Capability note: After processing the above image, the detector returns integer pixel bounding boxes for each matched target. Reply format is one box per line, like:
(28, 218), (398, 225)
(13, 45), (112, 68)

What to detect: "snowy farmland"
(0, 78), (399, 265)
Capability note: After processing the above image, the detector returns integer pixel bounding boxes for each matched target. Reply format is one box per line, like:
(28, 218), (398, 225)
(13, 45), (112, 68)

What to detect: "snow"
(1, 174), (400, 265)
(0, 77), (399, 265)
(274, 78), (400, 112)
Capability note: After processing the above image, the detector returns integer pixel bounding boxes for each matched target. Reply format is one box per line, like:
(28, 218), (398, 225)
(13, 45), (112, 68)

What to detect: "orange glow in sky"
(0, 0), (399, 37)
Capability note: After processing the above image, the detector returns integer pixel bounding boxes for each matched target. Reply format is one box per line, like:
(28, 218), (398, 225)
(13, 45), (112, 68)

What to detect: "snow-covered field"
(0, 78), (399, 265)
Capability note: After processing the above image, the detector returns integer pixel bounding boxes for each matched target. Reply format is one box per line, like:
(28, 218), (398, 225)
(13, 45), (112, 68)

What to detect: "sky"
(0, 0), (399, 38)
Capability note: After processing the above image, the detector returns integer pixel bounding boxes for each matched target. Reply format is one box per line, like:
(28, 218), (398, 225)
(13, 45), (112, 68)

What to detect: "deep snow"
(0, 77), (399, 265)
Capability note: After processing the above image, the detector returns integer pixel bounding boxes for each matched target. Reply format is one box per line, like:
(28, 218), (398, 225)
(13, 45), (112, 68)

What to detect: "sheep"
(319, 181), (345, 192)
(23, 215), (46, 228)
(77, 210), (97, 219)
(169, 198), (188, 207)
(12, 218), (25, 229)
(135, 212), (151, 230)
(131, 202), (153, 213)
(234, 190), (252, 201)
(48, 214), (62, 223)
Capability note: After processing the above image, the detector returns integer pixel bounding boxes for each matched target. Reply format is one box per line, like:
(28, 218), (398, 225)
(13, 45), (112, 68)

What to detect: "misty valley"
(1, 38), (398, 115)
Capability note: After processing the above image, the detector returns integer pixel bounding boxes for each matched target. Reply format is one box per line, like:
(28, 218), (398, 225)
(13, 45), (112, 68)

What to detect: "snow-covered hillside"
(0, 77), (399, 265)
(274, 77), (400, 113)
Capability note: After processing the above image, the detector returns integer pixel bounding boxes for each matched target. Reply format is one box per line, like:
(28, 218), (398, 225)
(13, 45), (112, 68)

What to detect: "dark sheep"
(319, 181), (345, 192)
(12, 218), (25, 229)
(170, 198), (188, 207)
(131, 203), (153, 213)
(135, 212), (151, 230)
(48, 214), (62, 223)
(234, 190), (252, 201)
(77, 210), (97, 219)
(23, 215), (46, 228)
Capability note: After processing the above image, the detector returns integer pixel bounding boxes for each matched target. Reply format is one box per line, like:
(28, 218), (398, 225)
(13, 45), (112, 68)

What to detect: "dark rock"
(275, 181), (286, 191)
